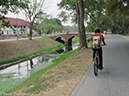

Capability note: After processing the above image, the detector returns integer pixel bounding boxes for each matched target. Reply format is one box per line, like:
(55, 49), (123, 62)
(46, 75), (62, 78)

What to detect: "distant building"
(0, 17), (30, 36)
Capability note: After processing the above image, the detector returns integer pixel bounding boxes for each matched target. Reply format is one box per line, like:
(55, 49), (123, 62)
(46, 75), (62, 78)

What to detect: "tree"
(0, 0), (26, 29)
(23, 0), (49, 40)
(58, 0), (113, 49)
(33, 17), (63, 34)
(84, 0), (108, 32)
(33, 22), (41, 35)
(63, 26), (78, 32)
(42, 18), (63, 33)
(75, 0), (88, 48)
(57, 0), (76, 24)
(105, 0), (129, 16)
(105, 0), (129, 34)
(58, 0), (88, 49)
(86, 20), (96, 32)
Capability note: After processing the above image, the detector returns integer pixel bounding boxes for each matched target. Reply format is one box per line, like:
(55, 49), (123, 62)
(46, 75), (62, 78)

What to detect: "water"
(0, 43), (79, 93)
(0, 43), (79, 81)
(0, 54), (58, 80)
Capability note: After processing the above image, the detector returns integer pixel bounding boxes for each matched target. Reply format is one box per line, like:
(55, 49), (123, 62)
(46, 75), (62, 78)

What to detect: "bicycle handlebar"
(101, 44), (107, 46)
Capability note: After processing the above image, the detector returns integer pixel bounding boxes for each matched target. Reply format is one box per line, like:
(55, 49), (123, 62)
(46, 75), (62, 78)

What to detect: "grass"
(6, 37), (92, 94)
(7, 48), (80, 93)
(119, 34), (129, 38)
(0, 36), (91, 66)
(72, 38), (79, 44)
(0, 37), (60, 63)
(67, 69), (72, 73)
(62, 65), (67, 68)
(0, 43), (64, 66)
(0, 78), (26, 93)
(46, 71), (54, 74)
(72, 36), (92, 45)
(87, 36), (92, 45)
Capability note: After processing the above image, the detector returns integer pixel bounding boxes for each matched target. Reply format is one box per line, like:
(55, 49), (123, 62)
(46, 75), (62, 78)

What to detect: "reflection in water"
(65, 45), (73, 52)
(18, 64), (20, 74)
(0, 42), (79, 80)
(56, 49), (64, 53)
(0, 54), (58, 79)
(30, 59), (33, 68)
(68, 45), (73, 51)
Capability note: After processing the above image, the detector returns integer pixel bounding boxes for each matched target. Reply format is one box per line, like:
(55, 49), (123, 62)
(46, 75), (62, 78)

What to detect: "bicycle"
(93, 49), (100, 76)
(93, 44), (106, 76)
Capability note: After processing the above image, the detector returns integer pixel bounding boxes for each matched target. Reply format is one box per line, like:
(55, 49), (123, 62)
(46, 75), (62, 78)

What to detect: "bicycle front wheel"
(94, 57), (98, 76)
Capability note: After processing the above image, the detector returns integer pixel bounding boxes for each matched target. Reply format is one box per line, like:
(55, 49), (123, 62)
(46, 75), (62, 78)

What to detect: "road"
(0, 37), (41, 42)
(69, 34), (129, 96)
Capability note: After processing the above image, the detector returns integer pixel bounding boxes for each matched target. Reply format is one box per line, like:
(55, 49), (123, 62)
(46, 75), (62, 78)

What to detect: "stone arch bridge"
(45, 32), (91, 46)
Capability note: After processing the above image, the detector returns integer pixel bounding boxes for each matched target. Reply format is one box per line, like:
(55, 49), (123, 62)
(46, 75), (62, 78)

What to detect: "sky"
(6, 0), (73, 26)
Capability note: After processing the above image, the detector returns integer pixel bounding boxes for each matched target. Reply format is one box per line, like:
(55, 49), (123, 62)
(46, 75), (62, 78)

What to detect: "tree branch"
(84, 11), (97, 24)
(83, 0), (87, 9)
(75, 0), (79, 15)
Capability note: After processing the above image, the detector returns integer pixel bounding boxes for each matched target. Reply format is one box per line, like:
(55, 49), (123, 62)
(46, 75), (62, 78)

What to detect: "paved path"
(0, 37), (41, 42)
(69, 34), (129, 96)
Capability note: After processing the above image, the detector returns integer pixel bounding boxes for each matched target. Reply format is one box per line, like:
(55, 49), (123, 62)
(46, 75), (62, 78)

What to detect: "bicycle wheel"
(94, 57), (98, 76)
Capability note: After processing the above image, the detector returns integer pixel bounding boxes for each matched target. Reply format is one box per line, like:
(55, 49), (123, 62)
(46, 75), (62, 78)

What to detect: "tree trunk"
(122, 26), (128, 34)
(29, 26), (32, 40)
(111, 29), (116, 34)
(29, 22), (34, 40)
(123, 29), (127, 35)
(76, 0), (88, 49)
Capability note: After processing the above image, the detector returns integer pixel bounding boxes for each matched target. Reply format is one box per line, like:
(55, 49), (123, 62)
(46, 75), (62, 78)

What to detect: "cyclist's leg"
(92, 49), (95, 60)
(99, 48), (103, 68)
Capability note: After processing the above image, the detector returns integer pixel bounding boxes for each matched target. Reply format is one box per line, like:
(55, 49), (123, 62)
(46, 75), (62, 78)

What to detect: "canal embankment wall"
(0, 37), (62, 65)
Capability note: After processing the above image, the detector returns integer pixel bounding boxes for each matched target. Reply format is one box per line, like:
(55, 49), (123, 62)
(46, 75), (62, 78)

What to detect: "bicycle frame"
(93, 44), (106, 76)
(94, 50), (100, 65)
(93, 49), (100, 76)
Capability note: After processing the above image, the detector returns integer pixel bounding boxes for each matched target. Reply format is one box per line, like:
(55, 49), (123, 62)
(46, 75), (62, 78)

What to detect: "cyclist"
(91, 28), (106, 70)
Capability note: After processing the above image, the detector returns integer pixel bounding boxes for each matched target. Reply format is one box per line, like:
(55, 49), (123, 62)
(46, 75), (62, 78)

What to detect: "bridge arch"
(55, 36), (65, 44)
(54, 35), (78, 46)
(66, 35), (75, 46)
(49, 33), (85, 47)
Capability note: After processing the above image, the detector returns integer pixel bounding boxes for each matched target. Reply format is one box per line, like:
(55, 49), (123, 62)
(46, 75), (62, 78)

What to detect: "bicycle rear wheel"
(94, 57), (98, 76)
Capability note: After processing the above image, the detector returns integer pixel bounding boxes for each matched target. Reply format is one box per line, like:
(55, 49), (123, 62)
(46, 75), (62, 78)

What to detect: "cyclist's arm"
(102, 39), (106, 45)
(91, 34), (94, 40)
(101, 34), (106, 45)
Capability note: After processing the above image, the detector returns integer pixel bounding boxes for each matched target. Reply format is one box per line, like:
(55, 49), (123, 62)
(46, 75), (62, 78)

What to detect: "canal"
(0, 43), (79, 92)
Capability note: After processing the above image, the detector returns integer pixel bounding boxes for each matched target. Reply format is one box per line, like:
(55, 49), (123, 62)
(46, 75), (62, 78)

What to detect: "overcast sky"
(6, 0), (72, 26)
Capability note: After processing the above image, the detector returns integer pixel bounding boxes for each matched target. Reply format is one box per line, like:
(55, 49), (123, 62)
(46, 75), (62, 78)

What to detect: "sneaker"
(98, 66), (103, 70)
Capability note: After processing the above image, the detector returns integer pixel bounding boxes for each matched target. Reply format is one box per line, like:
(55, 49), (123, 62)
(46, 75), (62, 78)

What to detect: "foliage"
(32, 12), (63, 35)
(105, 0), (129, 34)
(57, 0), (76, 24)
(86, 20), (96, 32)
(63, 25), (78, 32)
(84, 0), (108, 32)
(57, 0), (88, 25)
(58, 0), (88, 48)
(33, 22), (41, 35)
(42, 18), (63, 33)
(72, 38), (79, 44)
(33, 18), (78, 35)
(85, 0), (129, 34)
(0, 0), (27, 28)
(105, 0), (129, 16)
(58, 0), (110, 48)
(57, 0), (129, 34)
(22, 0), (49, 40)
(0, 0), (27, 15)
